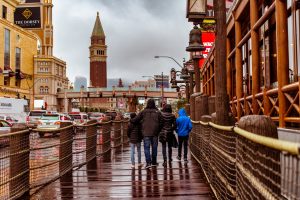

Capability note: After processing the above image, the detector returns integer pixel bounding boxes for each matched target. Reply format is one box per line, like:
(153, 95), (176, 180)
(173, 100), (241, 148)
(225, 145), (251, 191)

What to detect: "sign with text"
(14, 7), (41, 28)
(199, 31), (215, 68)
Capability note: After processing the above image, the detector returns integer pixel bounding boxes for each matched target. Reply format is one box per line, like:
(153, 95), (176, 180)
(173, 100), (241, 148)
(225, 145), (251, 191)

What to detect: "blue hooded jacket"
(176, 108), (192, 137)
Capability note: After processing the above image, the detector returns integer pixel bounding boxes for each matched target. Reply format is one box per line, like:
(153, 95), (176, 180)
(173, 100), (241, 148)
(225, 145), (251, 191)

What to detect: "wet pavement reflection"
(32, 143), (212, 199)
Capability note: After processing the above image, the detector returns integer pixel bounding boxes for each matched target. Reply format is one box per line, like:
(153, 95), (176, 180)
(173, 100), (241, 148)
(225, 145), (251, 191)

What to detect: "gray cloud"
(53, 0), (192, 85)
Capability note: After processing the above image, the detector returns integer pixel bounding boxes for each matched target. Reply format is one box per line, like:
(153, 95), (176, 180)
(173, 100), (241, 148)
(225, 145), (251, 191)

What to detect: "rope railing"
(190, 119), (300, 200)
(0, 119), (129, 199)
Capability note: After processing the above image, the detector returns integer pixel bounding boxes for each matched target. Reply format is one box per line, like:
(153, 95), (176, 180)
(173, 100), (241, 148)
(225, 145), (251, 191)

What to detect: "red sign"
(199, 32), (215, 68)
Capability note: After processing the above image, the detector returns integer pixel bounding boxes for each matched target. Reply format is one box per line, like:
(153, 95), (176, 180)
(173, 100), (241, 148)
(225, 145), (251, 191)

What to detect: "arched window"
(44, 86), (49, 94)
(40, 86), (44, 94)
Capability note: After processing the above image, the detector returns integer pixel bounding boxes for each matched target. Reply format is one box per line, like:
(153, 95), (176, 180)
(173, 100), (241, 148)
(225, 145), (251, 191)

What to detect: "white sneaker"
(138, 163), (144, 167)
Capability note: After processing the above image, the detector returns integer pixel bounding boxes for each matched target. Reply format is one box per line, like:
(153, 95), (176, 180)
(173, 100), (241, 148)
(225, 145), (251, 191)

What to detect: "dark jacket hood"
(146, 99), (156, 109)
(178, 108), (187, 117)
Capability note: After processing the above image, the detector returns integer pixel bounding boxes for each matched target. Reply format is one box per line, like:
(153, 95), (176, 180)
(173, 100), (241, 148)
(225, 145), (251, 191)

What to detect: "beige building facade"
(16, 0), (68, 111)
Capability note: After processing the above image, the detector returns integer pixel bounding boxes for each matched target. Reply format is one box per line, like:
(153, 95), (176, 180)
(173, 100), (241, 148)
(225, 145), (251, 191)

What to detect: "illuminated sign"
(14, 7), (41, 28)
(199, 31), (215, 68)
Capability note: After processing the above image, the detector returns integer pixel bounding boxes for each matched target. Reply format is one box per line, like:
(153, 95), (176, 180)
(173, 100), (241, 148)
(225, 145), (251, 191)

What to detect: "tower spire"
(92, 12), (105, 38)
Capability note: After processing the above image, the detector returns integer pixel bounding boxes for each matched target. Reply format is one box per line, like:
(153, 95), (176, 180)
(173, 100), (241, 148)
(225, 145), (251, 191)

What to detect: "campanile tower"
(89, 12), (107, 87)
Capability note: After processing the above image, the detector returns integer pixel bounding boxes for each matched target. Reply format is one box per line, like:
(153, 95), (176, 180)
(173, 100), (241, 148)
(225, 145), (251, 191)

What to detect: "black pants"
(178, 136), (189, 159)
(162, 142), (172, 161)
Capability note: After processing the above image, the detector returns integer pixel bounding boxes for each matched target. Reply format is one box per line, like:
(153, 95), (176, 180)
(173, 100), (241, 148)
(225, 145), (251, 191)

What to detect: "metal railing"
(0, 119), (129, 199)
(190, 119), (300, 200)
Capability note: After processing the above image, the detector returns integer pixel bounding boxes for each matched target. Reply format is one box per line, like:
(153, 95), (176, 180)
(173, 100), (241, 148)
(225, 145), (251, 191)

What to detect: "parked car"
(37, 113), (72, 137)
(105, 111), (117, 120)
(0, 120), (12, 147)
(26, 110), (47, 128)
(68, 112), (88, 125)
(89, 112), (105, 122)
(0, 115), (18, 124)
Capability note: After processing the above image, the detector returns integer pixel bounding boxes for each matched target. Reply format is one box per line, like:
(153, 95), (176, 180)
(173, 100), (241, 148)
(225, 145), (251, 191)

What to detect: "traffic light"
(98, 92), (102, 98)
(123, 93), (126, 98)
(87, 92), (90, 98)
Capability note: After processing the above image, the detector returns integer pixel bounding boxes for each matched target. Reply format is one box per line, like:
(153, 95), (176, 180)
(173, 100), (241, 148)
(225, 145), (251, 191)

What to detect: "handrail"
(33, 125), (74, 133)
(192, 120), (300, 155)
(0, 129), (30, 138)
(209, 122), (234, 132)
(234, 127), (300, 155)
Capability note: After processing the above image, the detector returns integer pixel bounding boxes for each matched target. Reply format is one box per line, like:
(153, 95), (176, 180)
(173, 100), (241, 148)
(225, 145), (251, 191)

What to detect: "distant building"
(21, 0), (69, 111)
(131, 79), (156, 89)
(89, 12), (107, 88)
(74, 76), (87, 91)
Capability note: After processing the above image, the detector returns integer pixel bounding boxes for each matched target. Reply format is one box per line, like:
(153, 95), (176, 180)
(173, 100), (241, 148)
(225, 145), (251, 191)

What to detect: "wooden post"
(59, 122), (73, 176)
(194, 58), (201, 93)
(195, 94), (209, 121)
(214, 0), (230, 125)
(276, 0), (289, 127)
(190, 93), (196, 120)
(250, 0), (260, 114)
(238, 115), (280, 196)
(226, 38), (232, 100)
(235, 19), (243, 120)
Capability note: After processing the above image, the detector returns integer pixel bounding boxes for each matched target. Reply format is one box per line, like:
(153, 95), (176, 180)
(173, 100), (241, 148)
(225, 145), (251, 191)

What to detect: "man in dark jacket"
(128, 113), (143, 168)
(132, 99), (163, 169)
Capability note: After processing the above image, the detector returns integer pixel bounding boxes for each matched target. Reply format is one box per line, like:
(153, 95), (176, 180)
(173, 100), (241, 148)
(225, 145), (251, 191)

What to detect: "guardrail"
(0, 119), (129, 199)
(190, 117), (300, 200)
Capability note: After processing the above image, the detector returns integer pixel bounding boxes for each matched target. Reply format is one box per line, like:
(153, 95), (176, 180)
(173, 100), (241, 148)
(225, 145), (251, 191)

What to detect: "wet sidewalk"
(32, 144), (212, 199)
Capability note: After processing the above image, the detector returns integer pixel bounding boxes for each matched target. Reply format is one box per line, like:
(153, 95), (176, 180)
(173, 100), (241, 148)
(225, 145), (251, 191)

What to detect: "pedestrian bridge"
(57, 87), (179, 99)
(0, 118), (299, 199)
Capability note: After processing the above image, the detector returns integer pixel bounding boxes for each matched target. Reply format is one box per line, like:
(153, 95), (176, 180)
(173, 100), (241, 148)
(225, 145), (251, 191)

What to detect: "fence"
(0, 119), (129, 200)
(190, 116), (300, 200)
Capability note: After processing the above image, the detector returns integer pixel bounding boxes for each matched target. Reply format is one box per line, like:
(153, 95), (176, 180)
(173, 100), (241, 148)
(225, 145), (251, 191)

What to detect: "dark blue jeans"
(143, 136), (158, 165)
(178, 135), (189, 159)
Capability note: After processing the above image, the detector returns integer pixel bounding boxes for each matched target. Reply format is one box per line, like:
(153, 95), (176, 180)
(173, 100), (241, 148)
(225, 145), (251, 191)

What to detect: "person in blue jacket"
(176, 108), (192, 162)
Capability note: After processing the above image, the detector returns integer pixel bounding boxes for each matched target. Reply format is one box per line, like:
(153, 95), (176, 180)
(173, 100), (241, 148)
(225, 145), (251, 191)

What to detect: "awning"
(3, 67), (15, 77)
(16, 69), (25, 79)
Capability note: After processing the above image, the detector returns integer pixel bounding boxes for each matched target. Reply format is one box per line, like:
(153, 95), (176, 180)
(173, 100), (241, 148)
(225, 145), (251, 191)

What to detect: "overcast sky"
(53, 0), (191, 85)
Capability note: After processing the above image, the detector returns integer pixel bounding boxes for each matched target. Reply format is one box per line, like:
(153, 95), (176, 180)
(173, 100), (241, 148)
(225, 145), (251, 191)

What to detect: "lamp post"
(154, 56), (183, 69)
(142, 73), (165, 108)
(186, 25), (205, 93)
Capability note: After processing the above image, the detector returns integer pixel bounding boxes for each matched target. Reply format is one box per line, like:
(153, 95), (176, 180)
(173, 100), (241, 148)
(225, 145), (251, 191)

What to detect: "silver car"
(37, 114), (72, 137)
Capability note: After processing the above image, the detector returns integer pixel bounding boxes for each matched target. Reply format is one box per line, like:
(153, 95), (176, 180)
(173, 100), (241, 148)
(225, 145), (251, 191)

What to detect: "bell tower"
(89, 12), (107, 88)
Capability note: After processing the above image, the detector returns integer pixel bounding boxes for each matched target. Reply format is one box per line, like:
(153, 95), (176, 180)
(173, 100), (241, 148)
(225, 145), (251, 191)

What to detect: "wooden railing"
(190, 117), (300, 200)
(0, 120), (129, 199)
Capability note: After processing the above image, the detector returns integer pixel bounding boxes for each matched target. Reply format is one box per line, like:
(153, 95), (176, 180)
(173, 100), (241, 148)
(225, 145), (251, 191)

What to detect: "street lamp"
(142, 73), (165, 108)
(186, 24), (205, 93)
(154, 56), (183, 69)
(186, 0), (207, 23)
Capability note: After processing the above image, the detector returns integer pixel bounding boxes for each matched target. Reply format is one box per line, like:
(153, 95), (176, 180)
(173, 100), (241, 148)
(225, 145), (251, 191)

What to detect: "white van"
(0, 98), (28, 123)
